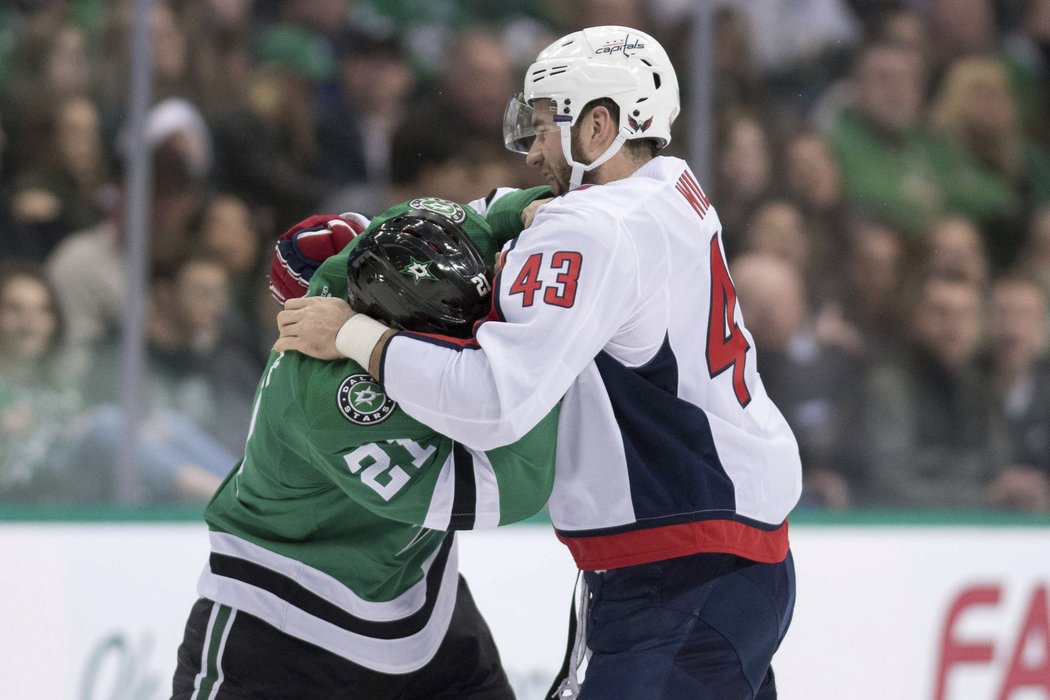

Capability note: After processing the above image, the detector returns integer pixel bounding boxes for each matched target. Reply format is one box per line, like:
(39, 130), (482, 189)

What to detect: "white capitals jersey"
(382, 156), (802, 571)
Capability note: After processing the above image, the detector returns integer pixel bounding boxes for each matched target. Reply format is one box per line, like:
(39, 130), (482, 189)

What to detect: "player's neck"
(586, 151), (652, 186)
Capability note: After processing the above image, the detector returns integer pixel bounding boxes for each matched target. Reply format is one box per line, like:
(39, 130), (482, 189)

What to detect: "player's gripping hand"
(276, 296), (396, 375)
(275, 296), (357, 360)
(521, 196), (553, 229)
(268, 212), (370, 305)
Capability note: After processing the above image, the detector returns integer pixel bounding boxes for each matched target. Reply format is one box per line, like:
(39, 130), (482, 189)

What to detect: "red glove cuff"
(268, 213), (369, 305)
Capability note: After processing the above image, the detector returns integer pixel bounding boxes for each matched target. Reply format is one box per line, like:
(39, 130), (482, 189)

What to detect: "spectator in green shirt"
(930, 56), (1050, 269)
(827, 39), (1018, 240)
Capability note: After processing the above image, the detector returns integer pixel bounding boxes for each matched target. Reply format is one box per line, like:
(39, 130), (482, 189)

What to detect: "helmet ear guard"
(346, 208), (493, 338)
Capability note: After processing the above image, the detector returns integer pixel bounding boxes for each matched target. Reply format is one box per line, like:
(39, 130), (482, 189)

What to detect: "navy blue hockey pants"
(579, 550), (795, 700)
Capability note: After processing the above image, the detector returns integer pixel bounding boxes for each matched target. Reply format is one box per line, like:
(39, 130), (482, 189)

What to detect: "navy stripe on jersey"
(594, 334), (736, 522)
(208, 533), (454, 640)
(449, 443), (477, 529)
(491, 234), (524, 323)
(379, 331), (481, 386)
(399, 331), (480, 350)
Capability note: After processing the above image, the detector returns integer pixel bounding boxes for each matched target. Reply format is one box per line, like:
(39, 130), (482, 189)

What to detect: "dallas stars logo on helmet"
(409, 197), (466, 223)
(338, 374), (396, 425)
(400, 257), (438, 284)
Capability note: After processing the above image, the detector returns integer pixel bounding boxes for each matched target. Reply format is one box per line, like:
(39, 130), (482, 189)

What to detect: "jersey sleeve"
(380, 199), (638, 450)
(476, 185), (552, 247)
(473, 404), (558, 525)
(299, 359), (558, 530)
(307, 243), (356, 299)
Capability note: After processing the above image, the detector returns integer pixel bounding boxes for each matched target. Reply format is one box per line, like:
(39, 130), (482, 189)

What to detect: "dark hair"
(335, 26), (405, 61)
(150, 249), (228, 287)
(389, 117), (466, 188)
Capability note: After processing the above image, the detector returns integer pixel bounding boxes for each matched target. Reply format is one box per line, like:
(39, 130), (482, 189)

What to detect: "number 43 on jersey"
(508, 251), (583, 308)
(504, 235), (751, 409)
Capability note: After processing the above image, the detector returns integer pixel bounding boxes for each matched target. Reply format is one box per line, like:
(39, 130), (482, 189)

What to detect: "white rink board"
(1, 521), (1049, 699)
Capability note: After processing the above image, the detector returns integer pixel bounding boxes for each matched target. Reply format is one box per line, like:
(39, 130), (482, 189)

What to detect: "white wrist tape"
(334, 313), (390, 367)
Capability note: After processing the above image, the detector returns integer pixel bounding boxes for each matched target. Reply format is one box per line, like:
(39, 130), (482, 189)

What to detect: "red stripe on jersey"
(682, 170), (711, 209)
(675, 170), (711, 219)
(555, 518), (790, 571)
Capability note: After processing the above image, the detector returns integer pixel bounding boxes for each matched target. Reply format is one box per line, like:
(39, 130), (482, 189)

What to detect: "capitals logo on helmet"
(504, 25), (680, 152)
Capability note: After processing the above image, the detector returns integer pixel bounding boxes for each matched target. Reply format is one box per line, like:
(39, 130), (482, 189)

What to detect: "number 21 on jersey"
(707, 234), (752, 408)
(343, 438), (437, 502)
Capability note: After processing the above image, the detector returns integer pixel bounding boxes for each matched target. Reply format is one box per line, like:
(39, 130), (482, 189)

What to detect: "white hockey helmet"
(503, 26), (680, 189)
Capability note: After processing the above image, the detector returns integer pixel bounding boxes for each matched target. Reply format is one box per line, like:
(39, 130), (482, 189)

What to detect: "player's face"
(525, 99), (570, 195)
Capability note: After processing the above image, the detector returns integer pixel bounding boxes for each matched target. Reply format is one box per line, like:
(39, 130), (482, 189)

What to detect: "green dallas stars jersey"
(197, 190), (555, 674)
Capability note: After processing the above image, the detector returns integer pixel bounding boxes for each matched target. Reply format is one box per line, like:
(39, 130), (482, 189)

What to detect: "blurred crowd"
(0, 0), (1048, 512)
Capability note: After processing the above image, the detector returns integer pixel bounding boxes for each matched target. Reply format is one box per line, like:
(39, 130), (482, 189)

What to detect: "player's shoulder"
(294, 356), (404, 434)
(558, 156), (687, 212)
(528, 194), (619, 247)
(471, 186), (550, 219)
(532, 168), (664, 236)
(309, 247), (352, 299)
(608, 155), (692, 200)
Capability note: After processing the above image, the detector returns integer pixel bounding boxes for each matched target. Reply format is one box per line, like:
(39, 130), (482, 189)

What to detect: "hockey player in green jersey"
(172, 190), (555, 699)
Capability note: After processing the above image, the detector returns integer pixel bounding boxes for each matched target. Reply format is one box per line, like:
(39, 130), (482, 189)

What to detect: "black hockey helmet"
(346, 208), (493, 338)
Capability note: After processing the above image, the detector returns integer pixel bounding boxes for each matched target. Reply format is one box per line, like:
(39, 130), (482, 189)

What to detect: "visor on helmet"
(502, 94), (535, 154)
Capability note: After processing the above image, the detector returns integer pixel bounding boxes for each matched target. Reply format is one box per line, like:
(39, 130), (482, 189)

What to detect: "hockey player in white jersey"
(277, 25), (801, 699)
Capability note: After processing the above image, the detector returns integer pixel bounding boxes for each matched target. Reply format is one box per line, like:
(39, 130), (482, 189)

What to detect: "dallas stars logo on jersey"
(400, 257), (438, 284)
(338, 374), (396, 425)
(409, 197), (466, 223)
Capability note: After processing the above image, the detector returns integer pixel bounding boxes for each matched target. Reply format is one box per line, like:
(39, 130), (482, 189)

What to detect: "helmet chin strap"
(559, 122), (631, 190)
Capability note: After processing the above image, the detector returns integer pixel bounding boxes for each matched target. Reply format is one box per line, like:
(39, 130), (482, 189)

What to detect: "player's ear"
(583, 105), (617, 156)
